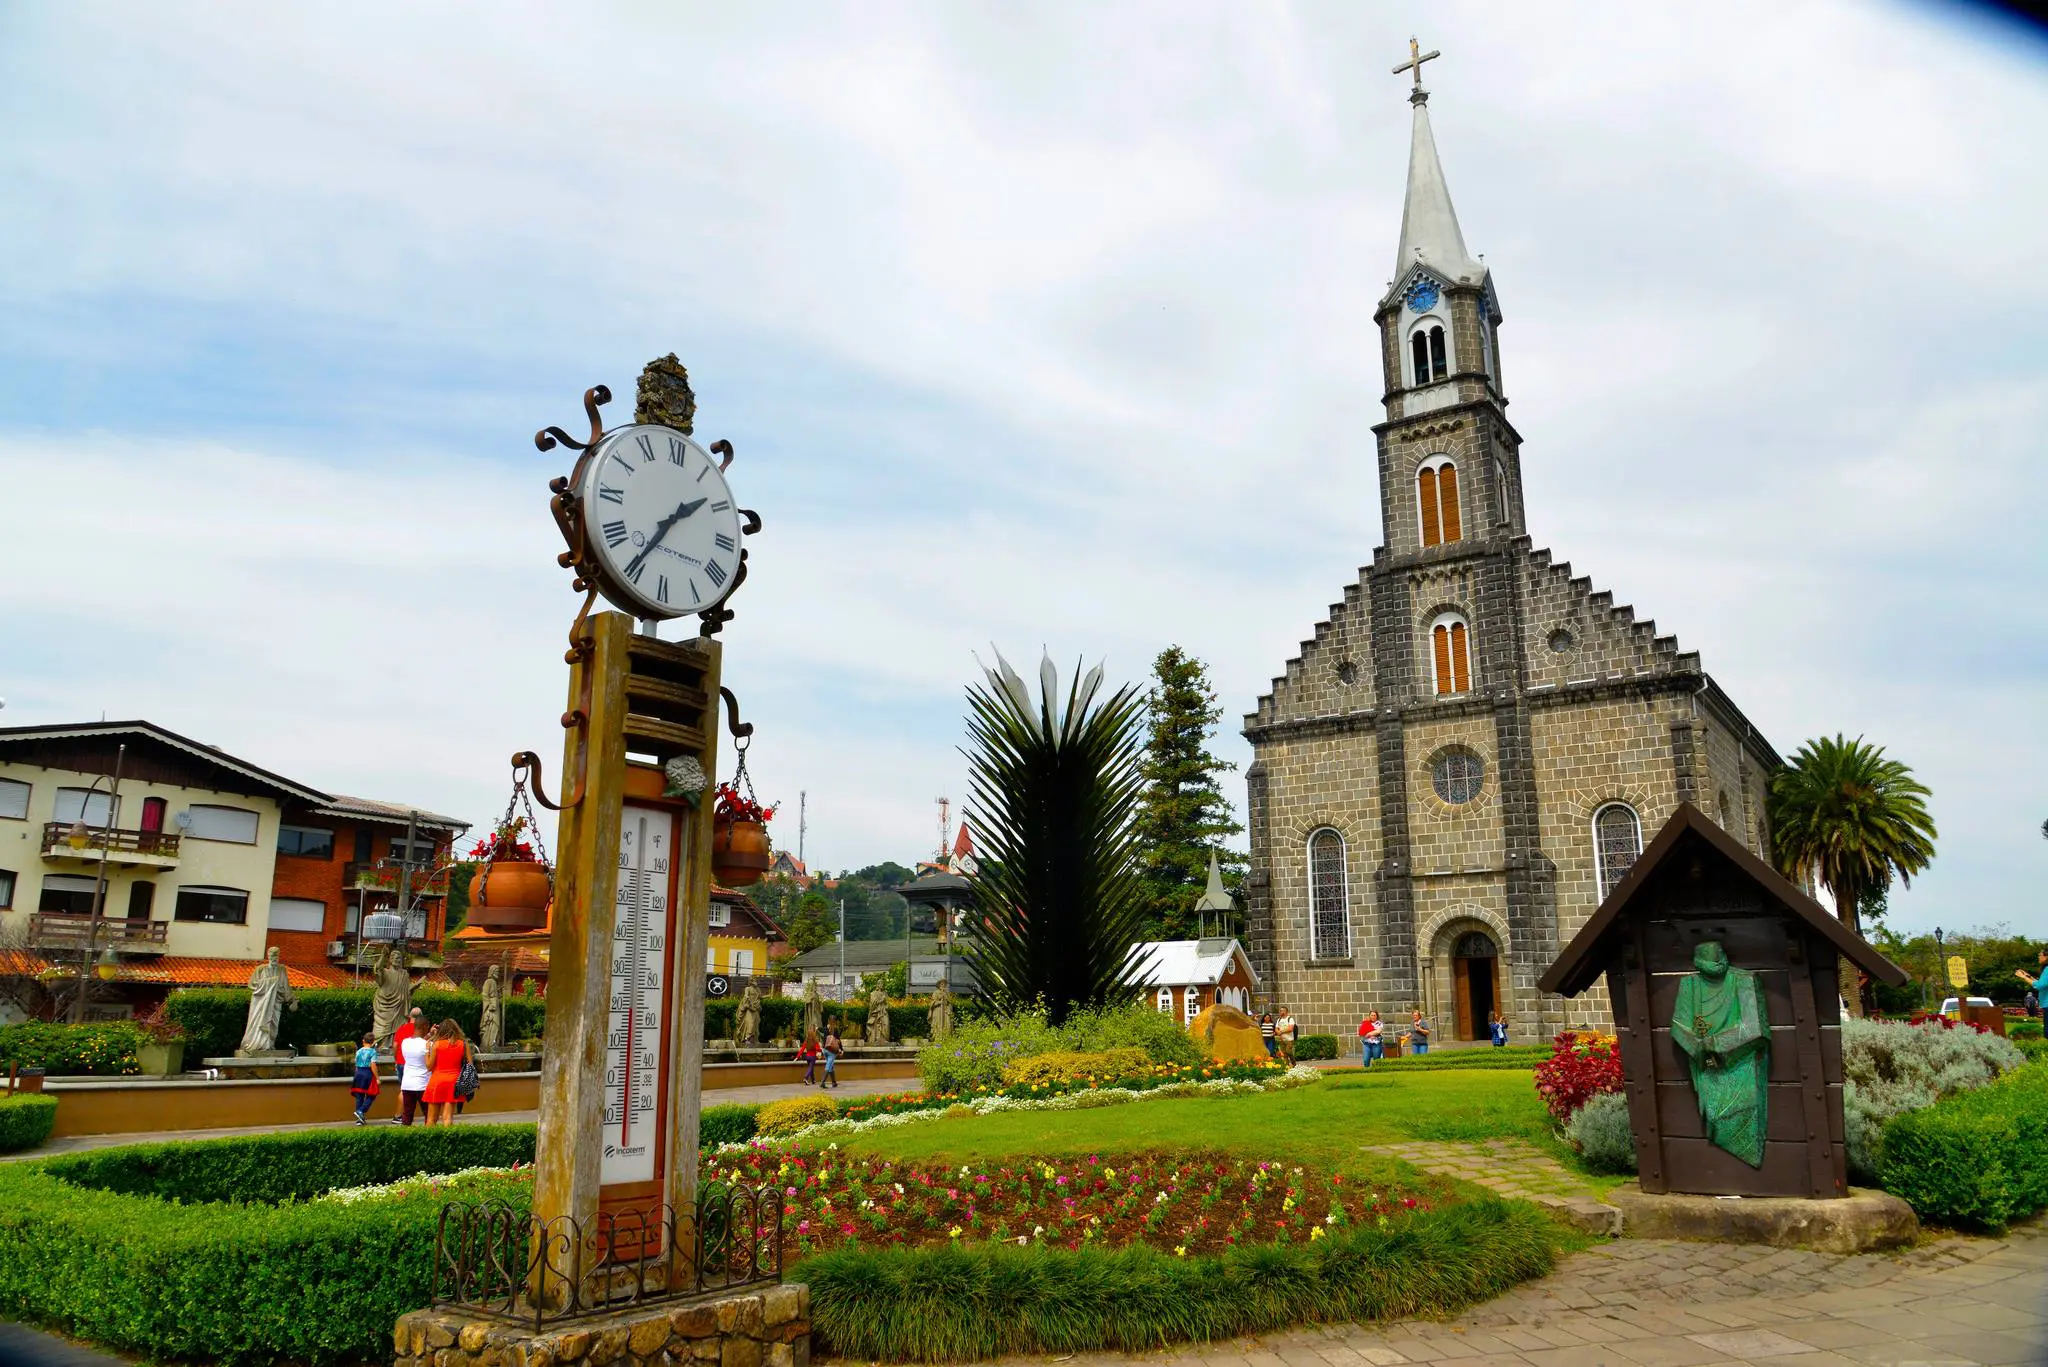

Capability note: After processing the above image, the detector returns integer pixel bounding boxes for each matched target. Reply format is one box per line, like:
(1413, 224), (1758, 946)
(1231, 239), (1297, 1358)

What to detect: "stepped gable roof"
(1539, 802), (1907, 998)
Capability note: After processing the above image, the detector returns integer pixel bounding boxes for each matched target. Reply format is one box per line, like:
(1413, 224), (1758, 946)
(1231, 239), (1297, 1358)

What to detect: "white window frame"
(731, 948), (754, 977)
(0, 778), (28, 821)
(1416, 453), (1459, 547)
(173, 884), (252, 925)
(1156, 986), (1173, 1014)
(1593, 803), (1643, 901)
(1408, 316), (1450, 386)
(708, 902), (731, 929)
(185, 804), (260, 845)
(1184, 988), (1201, 1024)
(1429, 610), (1473, 695)
(268, 896), (327, 933)
(1307, 827), (1351, 961)
(54, 787), (118, 828)
(0, 868), (15, 909)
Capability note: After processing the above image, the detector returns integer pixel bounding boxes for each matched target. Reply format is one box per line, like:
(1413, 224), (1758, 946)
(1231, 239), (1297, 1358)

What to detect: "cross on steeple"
(1392, 36), (1441, 95)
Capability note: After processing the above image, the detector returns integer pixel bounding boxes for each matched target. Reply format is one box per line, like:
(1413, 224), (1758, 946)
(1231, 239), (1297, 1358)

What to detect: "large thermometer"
(602, 803), (672, 1188)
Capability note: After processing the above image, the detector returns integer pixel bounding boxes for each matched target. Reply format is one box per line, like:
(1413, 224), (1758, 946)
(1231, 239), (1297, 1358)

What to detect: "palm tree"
(1769, 734), (1937, 1017)
(960, 651), (1151, 1025)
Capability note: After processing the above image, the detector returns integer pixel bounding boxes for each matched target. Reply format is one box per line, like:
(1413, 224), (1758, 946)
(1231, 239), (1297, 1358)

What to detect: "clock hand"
(622, 498), (710, 576)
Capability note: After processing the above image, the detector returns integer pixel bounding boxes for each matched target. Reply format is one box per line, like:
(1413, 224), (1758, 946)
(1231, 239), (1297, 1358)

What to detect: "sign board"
(1946, 955), (1970, 990)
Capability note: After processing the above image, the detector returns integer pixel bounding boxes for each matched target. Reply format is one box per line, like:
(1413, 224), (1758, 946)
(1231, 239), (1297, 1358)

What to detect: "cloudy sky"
(1, 2), (2042, 936)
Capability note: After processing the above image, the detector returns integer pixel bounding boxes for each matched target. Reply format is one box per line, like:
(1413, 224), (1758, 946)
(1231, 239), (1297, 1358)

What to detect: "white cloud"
(0, 0), (2044, 930)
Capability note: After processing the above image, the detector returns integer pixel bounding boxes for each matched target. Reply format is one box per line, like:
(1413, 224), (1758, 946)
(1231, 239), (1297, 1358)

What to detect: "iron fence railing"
(432, 1182), (783, 1328)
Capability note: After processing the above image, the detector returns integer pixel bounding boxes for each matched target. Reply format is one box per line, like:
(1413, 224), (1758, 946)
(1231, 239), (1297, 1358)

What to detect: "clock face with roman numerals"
(577, 424), (744, 620)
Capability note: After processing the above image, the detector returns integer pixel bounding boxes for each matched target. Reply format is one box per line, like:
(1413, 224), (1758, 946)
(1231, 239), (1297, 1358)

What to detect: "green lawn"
(826, 1067), (1573, 1184)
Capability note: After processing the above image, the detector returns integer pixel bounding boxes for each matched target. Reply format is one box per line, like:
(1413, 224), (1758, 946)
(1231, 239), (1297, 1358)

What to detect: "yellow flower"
(1310, 1226), (1325, 1240)
(1174, 1245), (1187, 1256)
(948, 1226), (962, 1238)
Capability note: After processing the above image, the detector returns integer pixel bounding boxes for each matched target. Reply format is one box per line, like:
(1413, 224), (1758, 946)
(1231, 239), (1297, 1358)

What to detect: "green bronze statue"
(1670, 940), (1770, 1167)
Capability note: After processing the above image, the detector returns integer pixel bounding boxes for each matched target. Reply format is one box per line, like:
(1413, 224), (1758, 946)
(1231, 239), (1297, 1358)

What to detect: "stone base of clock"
(394, 1282), (809, 1367)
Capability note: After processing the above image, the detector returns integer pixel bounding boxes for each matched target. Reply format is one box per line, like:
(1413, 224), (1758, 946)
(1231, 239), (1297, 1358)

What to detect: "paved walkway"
(1003, 1225), (2048, 1367)
(0, 1075), (913, 1161)
(1365, 1138), (1621, 1231)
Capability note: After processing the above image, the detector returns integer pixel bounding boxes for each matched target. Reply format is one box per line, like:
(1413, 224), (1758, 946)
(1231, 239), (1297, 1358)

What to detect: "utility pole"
(837, 898), (846, 1000)
(798, 791), (807, 870)
(71, 743), (126, 1024)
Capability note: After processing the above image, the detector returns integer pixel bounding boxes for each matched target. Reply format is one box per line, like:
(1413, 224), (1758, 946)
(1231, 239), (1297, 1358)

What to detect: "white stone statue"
(867, 985), (891, 1045)
(371, 946), (412, 1052)
(803, 978), (824, 1041)
(928, 978), (954, 1041)
(480, 964), (505, 1053)
(236, 947), (299, 1056)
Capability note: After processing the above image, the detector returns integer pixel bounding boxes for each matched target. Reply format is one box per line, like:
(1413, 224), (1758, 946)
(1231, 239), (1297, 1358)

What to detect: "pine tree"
(1133, 646), (1245, 941)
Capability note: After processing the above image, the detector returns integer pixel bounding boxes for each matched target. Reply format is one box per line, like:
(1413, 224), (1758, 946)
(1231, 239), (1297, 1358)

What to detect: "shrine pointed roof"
(1539, 802), (1908, 998)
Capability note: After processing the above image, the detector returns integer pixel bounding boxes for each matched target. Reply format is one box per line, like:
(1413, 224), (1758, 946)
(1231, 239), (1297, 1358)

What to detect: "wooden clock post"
(529, 611), (724, 1273)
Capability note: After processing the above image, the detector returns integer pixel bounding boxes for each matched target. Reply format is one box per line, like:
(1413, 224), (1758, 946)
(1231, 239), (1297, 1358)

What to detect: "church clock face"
(578, 424), (744, 619)
(1404, 278), (1440, 314)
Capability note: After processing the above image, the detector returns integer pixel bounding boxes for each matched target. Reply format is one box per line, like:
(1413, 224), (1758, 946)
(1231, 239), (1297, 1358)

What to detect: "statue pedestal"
(233, 1048), (295, 1060)
(1608, 1182), (1917, 1253)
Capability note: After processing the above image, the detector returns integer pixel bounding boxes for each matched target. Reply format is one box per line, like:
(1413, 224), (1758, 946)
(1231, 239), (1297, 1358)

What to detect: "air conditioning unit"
(327, 940), (350, 960)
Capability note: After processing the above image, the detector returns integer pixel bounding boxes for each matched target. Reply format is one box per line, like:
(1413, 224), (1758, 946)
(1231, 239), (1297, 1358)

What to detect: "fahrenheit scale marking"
(602, 804), (668, 1186)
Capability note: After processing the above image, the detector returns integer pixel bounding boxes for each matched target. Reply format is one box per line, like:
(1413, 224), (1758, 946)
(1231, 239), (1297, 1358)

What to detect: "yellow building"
(707, 884), (782, 981)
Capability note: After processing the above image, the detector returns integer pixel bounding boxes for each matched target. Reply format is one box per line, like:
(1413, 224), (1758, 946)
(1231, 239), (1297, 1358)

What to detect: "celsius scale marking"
(603, 804), (670, 1186)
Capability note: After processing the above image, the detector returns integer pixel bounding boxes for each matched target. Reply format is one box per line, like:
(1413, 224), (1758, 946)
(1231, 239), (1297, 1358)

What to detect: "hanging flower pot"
(710, 777), (777, 888)
(468, 812), (552, 932)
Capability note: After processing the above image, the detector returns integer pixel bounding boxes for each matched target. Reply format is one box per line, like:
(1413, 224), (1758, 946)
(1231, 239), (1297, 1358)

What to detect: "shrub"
(2018, 1038), (2048, 1064)
(918, 1009), (1065, 1093)
(801, 1198), (1558, 1361)
(0, 1095), (57, 1153)
(1563, 1091), (1636, 1174)
(756, 1094), (839, 1138)
(1880, 1065), (2048, 1230)
(0, 1021), (145, 1076)
(2008, 1019), (2042, 1041)
(164, 988), (546, 1060)
(1375, 1045), (1552, 1071)
(1294, 1034), (1338, 1061)
(1531, 1031), (1621, 1123)
(1841, 1017), (2024, 1181)
(1001, 1048), (1151, 1088)
(1060, 1003), (1205, 1066)
(700, 1103), (761, 1147)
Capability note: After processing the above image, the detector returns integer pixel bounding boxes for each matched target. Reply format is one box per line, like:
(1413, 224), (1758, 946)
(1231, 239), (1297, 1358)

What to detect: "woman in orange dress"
(423, 1019), (463, 1127)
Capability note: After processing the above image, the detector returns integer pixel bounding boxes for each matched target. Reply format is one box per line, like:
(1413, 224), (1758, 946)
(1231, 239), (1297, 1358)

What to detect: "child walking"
(350, 1031), (380, 1124)
(797, 1032), (821, 1085)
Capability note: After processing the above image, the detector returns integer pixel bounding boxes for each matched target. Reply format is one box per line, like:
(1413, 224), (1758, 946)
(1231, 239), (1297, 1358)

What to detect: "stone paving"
(1365, 1138), (1622, 1232)
(977, 1226), (2048, 1367)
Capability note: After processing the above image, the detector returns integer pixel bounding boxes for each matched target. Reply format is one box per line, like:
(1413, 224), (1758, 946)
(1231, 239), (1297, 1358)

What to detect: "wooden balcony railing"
(28, 914), (171, 954)
(40, 823), (181, 861)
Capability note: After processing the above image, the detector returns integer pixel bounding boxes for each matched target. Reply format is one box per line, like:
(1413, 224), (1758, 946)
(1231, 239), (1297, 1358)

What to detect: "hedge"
(801, 1198), (1559, 1361)
(0, 1021), (145, 1076)
(0, 1094), (58, 1153)
(700, 1102), (761, 1147)
(1880, 1064), (2048, 1231)
(705, 998), (933, 1043)
(164, 988), (547, 1061)
(1372, 1044), (1553, 1072)
(1294, 1034), (1339, 1061)
(0, 1126), (537, 1366)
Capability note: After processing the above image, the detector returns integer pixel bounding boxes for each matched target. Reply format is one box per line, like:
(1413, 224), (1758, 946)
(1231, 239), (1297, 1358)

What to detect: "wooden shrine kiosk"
(1539, 803), (1907, 1200)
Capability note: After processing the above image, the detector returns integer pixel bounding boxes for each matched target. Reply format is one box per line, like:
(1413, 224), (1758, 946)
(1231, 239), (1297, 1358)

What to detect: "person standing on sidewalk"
(820, 1026), (843, 1089)
(796, 1032), (821, 1085)
(1260, 1012), (1277, 1058)
(397, 1022), (433, 1125)
(1407, 1009), (1432, 1056)
(1274, 1007), (1298, 1065)
(1362, 1012), (1384, 1066)
(1489, 1011), (1509, 1047)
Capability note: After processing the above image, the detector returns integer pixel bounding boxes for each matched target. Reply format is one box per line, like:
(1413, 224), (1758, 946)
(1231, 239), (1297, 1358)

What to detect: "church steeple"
(1391, 39), (1485, 286)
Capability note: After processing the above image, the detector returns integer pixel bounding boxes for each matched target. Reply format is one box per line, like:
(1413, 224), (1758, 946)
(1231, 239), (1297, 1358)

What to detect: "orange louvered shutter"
(1419, 468), (1441, 547)
(1439, 463), (1462, 543)
(1433, 624), (1453, 695)
(1450, 621), (1471, 692)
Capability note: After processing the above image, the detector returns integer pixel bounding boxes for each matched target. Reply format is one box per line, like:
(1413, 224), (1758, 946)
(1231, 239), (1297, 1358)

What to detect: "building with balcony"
(0, 721), (467, 1021)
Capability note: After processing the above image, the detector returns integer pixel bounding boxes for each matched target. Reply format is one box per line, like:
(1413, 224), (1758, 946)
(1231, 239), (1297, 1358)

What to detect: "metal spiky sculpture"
(960, 650), (1151, 1024)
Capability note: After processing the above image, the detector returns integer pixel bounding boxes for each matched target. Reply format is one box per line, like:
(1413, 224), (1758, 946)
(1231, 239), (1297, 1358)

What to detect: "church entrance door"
(1451, 931), (1498, 1041)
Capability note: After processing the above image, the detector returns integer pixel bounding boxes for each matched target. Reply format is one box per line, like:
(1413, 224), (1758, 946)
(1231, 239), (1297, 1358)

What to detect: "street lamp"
(69, 743), (127, 1024)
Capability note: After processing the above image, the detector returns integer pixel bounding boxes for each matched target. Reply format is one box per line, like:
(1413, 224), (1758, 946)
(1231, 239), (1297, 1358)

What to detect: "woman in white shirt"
(398, 1026), (435, 1126)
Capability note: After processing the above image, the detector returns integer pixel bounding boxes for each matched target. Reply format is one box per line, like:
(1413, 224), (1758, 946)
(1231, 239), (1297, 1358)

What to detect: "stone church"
(1242, 59), (1781, 1044)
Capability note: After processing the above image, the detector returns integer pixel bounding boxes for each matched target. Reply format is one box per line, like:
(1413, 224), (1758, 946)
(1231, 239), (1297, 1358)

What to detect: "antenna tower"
(936, 796), (950, 862)
(798, 791), (807, 869)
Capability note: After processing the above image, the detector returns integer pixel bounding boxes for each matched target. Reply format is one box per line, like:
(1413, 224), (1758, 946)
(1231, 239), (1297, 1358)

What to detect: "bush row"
(1374, 1044), (1553, 1072)
(920, 1005), (1205, 1093)
(0, 1021), (146, 1076)
(0, 1094), (58, 1153)
(1841, 1017), (2024, 1181)
(801, 1198), (1559, 1362)
(1880, 1064), (2048, 1231)
(704, 998), (932, 1044)
(164, 988), (548, 1061)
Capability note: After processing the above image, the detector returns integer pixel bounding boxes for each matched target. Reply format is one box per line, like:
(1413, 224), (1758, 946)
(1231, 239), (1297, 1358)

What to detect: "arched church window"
(1417, 456), (1462, 547)
(1307, 828), (1350, 960)
(1593, 803), (1643, 900)
(1156, 986), (1173, 1014)
(1452, 931), (1497, 958)
(1430, 612), (1472, 696)
(1428, 325), (1447, 380)
(1410, 331), (1430, 387)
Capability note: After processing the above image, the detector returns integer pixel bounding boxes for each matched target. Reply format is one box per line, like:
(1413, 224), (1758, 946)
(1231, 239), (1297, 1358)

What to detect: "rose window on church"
(1336, 659), (1359, 685)
(1548, 628), (1575, 653)
(1431, 749), (1485, 805)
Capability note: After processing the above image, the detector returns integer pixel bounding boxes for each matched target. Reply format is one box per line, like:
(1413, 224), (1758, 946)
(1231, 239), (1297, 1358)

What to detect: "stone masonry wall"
(393, 1283), (808, 1367)
(1250, 576), (1378, 727)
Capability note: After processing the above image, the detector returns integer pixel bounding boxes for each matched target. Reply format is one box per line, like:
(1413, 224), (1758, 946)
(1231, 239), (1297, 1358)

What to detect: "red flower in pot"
(712, 783), (776, 887)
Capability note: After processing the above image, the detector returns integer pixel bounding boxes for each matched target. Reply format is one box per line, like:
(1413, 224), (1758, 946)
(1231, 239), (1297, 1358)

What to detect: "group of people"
(1258, 1008), (1298, 1061)
(349, 1005), (481, 1126)
(794, 1028), (845, 1088)
(1355, 1009), (1508, 1063)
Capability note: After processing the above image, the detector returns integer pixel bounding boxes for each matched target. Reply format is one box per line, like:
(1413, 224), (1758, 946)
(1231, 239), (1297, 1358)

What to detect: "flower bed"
(834, 1057), (1297, 1126)
(0, 1021), (145, 1076)
(707, 1147), (1453, 1261)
